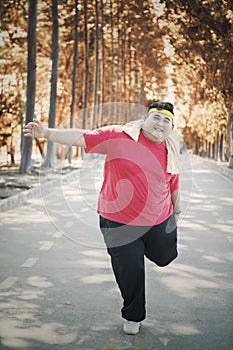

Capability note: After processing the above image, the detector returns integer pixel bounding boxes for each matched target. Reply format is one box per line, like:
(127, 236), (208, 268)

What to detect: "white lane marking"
(217, 218), (224, 224)
(39, 241), (54, 251)
(63, 221), (75, 228)
(21, 258), (39, 268)
(52, 231), (63, 238)
(227, 236), (233, 243)
(0, 276), (18, 289)
(80, 207), (89, 213)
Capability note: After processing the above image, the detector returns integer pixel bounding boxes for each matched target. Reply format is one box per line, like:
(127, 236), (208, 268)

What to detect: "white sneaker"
(123, 320), (141, 335)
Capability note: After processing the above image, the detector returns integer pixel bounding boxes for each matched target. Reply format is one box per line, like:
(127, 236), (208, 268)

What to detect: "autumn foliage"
(0, 0), (232, 169)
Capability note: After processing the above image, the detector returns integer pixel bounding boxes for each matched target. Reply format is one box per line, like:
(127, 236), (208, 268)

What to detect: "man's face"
(142, 111), (173, 143)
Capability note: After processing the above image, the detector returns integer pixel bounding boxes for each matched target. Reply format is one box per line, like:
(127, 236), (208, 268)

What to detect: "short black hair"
(147, 101), (174, 115)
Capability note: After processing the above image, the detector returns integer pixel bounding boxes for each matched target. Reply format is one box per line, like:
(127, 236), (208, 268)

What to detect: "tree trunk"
(227, 112), (233, 168)
(19, 0), (37, 173)
(108, 0), (114, 124)
(82, 0), (88, 130)
(138, 63), (144, 107)
(98, 0), (104, 127)
(68, 0), (79, 163)
(208, 141), (211, 158)
(126, 33), (132, 123)
(115, 23), (122, 124)
(212, 142), (215, 159)
(215, 132), (219, 161)
(91, 0), (99, 129)
(219, 132), (224, 161)
(43, 0), (59, 168)
(133, 50), (138, 117)
(35, 138), (44, 157)
(118, 26), (125, 124)
(123, 29), (127, 102)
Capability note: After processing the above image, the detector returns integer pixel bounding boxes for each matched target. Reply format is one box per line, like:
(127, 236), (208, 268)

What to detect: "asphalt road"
(0, 153), (232, 350)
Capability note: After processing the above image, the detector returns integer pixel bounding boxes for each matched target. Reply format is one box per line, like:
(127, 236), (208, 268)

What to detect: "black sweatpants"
(99, 215), (178, 322)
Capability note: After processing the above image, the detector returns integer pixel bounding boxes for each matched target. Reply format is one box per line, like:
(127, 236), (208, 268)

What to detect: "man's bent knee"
(152, 251), (178, 267)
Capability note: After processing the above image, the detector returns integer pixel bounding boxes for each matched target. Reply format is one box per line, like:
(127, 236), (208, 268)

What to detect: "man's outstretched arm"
(23, 120), (86, 147)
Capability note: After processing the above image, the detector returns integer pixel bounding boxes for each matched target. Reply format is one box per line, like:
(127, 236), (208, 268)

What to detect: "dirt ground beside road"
(0, 161), (80, 200)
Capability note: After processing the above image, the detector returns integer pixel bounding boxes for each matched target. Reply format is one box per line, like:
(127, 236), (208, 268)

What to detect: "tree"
(91, 0), (99, 128)
(19, 0), (37, 173)
(42, 0), (59, 168)
(160, 0), (233, 163)
(67, 0), (80, 163)
(82, 0), (89, 130)
(0, 0), (28, 165)
(2, 0), (181, 166)
(98, 0), (105, 127)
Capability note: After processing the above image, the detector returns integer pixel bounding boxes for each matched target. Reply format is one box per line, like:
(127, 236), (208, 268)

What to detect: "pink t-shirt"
(84, 126), (179, 226)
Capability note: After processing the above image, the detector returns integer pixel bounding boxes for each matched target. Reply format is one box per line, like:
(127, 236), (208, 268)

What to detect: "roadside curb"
(0, 159), (84, 213)
(192, 155), (233, 182)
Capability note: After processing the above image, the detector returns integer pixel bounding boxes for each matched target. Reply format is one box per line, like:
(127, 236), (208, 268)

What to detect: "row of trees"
(1, 0), (233, 171)
(160, 0), (233, 164)
(1, 0), (169, 171)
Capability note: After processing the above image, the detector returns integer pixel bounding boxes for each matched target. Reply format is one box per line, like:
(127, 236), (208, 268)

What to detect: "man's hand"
(24, 121), (86, 147)
(174, 212), (181, 223)
(171, 190), (181, 224)
(23, 120), (49, 139)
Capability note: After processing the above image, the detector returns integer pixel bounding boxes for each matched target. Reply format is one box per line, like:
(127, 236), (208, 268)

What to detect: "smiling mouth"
(154, 128), (163, 132)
